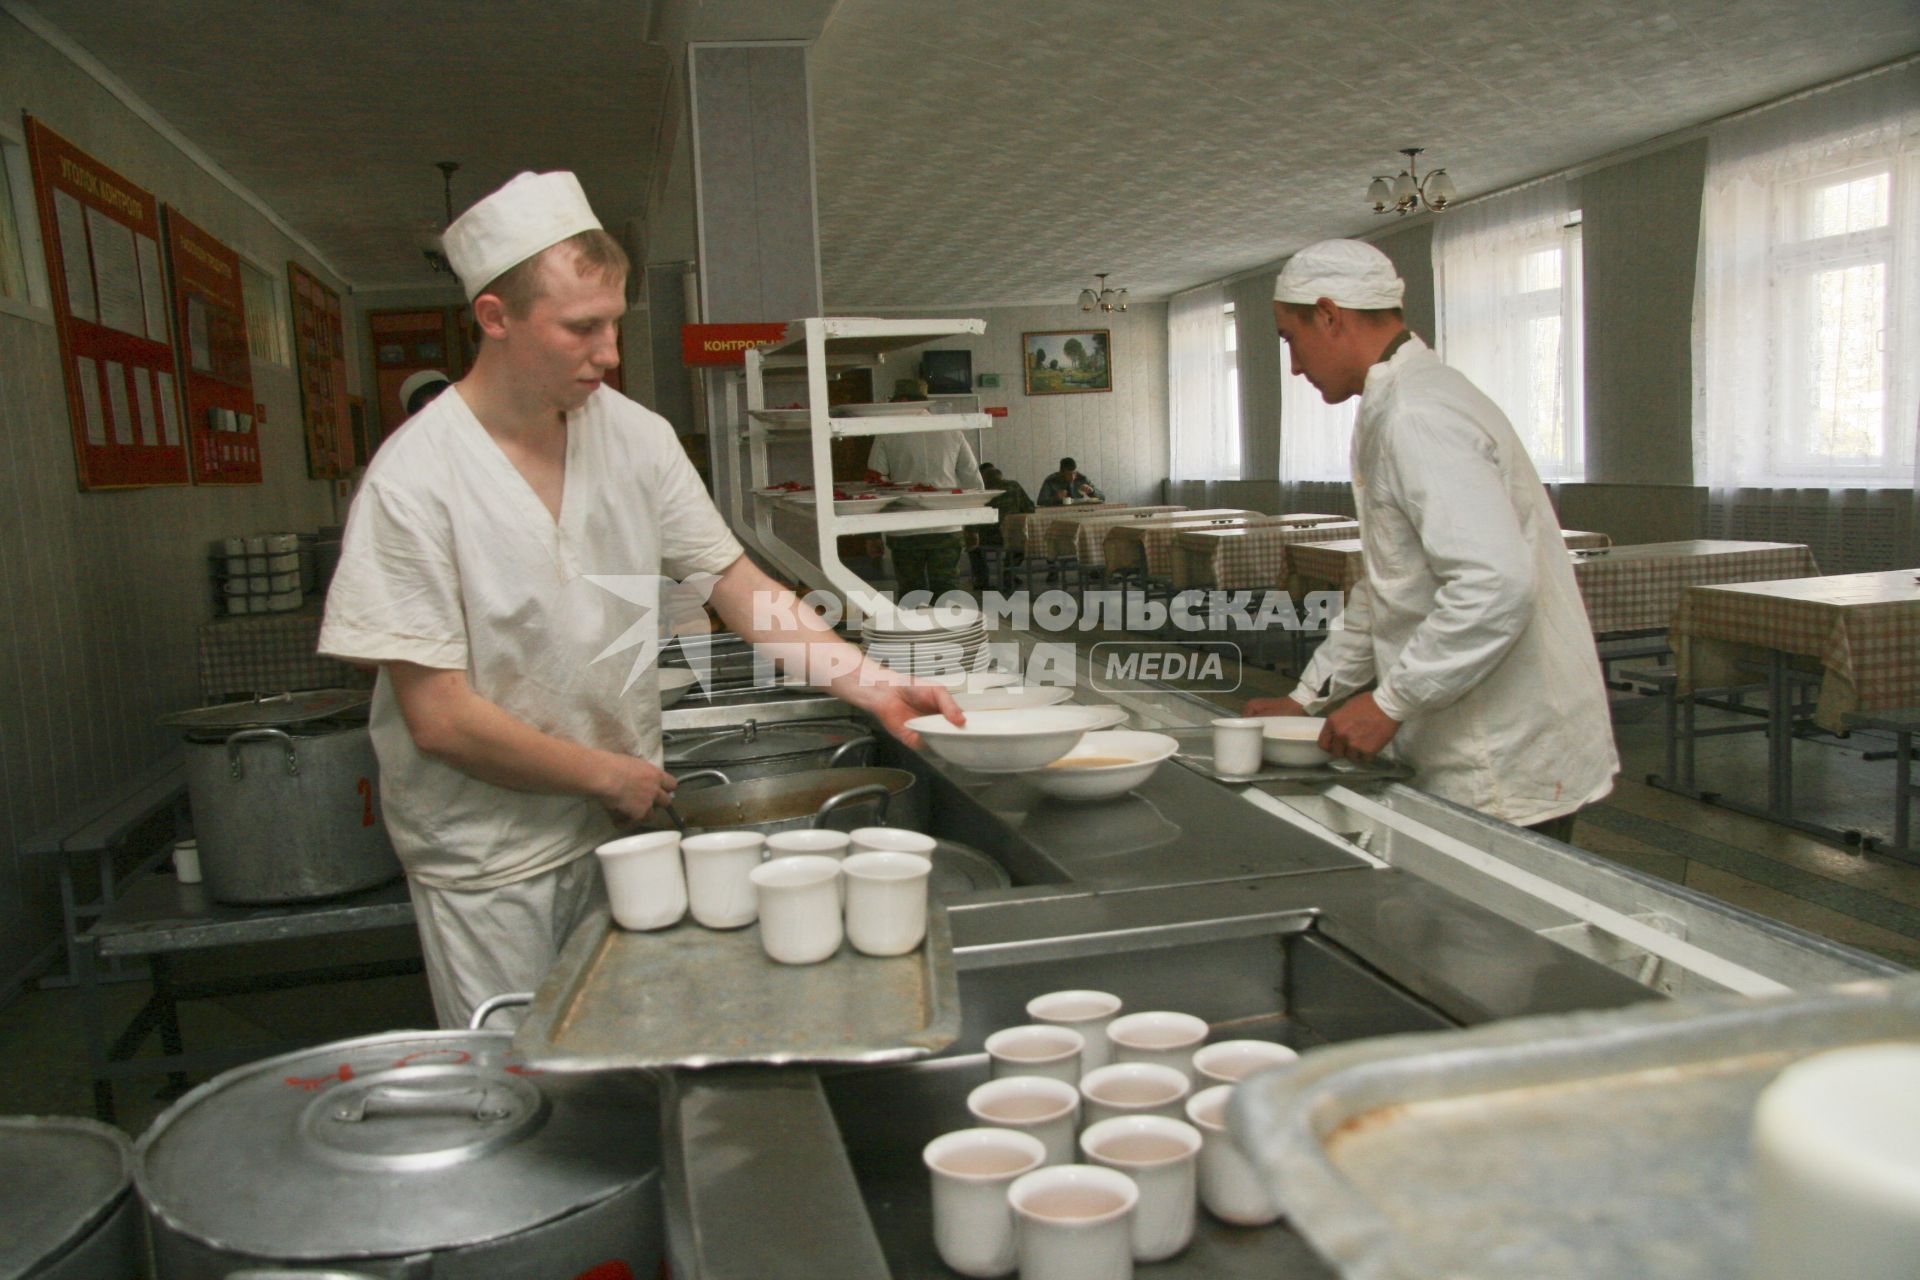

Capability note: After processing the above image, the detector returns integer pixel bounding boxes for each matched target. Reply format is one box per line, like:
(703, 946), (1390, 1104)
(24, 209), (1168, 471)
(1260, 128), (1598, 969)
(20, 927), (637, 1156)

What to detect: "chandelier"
(1367, 148), (1456, 216)
(421, 160), (461, 275)
(1078, 273), (1129, 314)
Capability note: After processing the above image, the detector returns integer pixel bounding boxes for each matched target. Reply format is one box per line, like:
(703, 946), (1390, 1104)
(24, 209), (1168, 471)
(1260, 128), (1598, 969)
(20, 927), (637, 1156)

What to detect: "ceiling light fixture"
(1078, 272), (1129, 314)
(421, 160), (461, 275)
(1367, 148), (1456, 216)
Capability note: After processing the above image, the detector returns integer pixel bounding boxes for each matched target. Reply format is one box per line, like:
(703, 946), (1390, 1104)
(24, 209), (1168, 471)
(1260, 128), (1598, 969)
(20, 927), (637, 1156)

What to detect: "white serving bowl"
(659, 667), (700, 707)
(906, 705), (1127, 773)
(1260, 716), (1330, 767)
(1025, 730), (1180, 802)
(953, 685), (1076, 713)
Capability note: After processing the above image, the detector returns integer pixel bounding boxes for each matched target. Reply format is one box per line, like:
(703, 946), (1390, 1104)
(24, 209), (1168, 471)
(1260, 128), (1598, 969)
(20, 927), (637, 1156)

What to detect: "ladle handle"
(813, 782), (891, 828)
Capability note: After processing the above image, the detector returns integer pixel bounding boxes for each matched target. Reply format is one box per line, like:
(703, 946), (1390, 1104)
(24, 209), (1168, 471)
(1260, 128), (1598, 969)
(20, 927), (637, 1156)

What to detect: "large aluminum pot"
(0, 1116), (142, 1280)
(663, 717), (875, 785)
(673, 765), (927, 836)
(135, 1028), (662, 1280)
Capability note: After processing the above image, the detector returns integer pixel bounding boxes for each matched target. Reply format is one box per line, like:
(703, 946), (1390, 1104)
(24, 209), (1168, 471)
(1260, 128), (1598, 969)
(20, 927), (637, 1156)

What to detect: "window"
(1434, 178), (1585, 480)
(1278, 354), (1358, 483)
(1771, 167), (1896, 477)
(1167, 283), (1240, 479)
(0, 134), (48, 310)
(240, 257), (291, 366)
(1695, 65), (1918, 490)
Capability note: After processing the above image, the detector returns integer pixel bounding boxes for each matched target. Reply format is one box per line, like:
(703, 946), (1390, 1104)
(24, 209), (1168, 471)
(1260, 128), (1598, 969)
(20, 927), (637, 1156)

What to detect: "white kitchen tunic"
(1289, 337), (1617, 825)
(867, 428), (981, 536)
(320, 385), (743, 890)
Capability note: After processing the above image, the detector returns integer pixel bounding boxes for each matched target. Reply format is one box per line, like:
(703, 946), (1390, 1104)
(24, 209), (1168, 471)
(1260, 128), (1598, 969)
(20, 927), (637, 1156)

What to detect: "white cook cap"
(442, 171), (603, 301)
(1273, 239), (1405, 310)
(398, 369), (450, 406)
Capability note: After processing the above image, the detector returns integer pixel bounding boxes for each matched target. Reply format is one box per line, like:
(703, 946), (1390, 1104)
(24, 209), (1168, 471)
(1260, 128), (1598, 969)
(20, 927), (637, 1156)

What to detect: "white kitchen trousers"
(406, 854), (606, 1031)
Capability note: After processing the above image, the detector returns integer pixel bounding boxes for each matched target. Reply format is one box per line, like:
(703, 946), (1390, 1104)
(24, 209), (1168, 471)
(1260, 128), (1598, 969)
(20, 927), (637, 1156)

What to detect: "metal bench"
(19, 751), (187, 988)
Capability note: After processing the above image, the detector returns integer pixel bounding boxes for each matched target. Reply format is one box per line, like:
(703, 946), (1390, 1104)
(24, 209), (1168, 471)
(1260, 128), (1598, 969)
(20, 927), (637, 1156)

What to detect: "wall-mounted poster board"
(162, 206), (260, 485)
(368, 306), (469, 439)
(23, 114), (187, 489)
(288, 261), (352, 478)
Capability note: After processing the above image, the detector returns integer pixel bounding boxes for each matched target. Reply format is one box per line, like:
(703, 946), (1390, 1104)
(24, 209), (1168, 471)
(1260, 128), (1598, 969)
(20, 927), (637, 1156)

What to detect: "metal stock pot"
(163, 691), (400, 905)
(134, 1028), (663, 1279)
(663, 716), (875, 784)
(0, 1116), (142, 1280)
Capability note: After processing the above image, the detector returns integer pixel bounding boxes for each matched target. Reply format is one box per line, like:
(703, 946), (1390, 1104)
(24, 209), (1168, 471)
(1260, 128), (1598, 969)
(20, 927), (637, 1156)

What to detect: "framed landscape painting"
(1023, 329), (1112, 395)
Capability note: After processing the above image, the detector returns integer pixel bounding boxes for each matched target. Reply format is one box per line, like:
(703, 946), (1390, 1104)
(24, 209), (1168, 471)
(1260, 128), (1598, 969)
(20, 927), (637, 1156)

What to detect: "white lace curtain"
(1168, 283), (1240, 480)
(1694, 62), (1920, 493)
(1277, 347), (1358, 483)
(1433, 176), (1584, 480)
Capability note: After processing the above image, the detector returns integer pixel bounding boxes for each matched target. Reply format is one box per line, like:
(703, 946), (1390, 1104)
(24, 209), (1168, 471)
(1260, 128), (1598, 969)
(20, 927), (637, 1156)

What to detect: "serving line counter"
(613, 630), (1897, 1280)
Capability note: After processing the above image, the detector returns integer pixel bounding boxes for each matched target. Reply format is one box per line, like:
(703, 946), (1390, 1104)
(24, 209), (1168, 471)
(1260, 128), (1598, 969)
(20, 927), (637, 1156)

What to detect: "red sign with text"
(681, 322), (787, 366)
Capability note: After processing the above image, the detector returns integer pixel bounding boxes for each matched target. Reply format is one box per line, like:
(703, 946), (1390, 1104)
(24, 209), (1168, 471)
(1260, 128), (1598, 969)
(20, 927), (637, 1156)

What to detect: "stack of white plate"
(860, 603), (989, 676)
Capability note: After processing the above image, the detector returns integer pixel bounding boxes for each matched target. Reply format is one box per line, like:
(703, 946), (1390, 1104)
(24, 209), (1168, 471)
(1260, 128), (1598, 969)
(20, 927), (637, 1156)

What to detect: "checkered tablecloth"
(1052, 507), (1225, 565)
(1574, 540), (1819, 635)
(197, 606), (372, 703)
(1012, 503), (1129, 556)
(1287, 530), (1617, 600)
(1172, 521), (1361, 590)
(1673, 569), (1920, 732)
(1105, 513), (1314, 579)
(1042, 506), (1189, 563)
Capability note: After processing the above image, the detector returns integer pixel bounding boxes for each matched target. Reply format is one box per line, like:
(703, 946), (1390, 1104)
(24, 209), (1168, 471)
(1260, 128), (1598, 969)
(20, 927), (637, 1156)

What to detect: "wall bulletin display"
(1022, 329), (1112, 396)
(23, 114), (188, 488)
(288, 262), (353, 478)
(368, 307), (470, 439)
(162, 205), (260, 485)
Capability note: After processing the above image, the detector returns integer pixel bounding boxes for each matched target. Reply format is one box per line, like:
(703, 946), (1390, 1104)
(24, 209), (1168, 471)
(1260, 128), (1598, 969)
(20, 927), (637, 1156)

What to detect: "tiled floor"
(2, 648), (1915, 1138)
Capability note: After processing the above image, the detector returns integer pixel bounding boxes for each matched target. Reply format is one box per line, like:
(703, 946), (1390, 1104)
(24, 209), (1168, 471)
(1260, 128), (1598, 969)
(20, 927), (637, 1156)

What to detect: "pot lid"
(162, 689), (372, 732)
(134, 1029), (659, 1260)
(667, 718), (864, 766)
(0, 1116), (132, 1274)
(930, 839), (1012, 902)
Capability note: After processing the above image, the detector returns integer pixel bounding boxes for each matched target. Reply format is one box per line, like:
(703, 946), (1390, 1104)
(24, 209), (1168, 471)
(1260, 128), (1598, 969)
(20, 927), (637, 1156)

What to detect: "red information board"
(162, 206), (260, 485)
(289, 262), (352, 478)
(24, 115), (188, 489)
(682, 322), (788, 366)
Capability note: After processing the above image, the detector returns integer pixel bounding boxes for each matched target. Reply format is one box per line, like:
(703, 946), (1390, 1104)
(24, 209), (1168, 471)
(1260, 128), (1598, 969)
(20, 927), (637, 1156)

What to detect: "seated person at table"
(1038, 457), (1105, 505)
(970, 462), (1036, 590)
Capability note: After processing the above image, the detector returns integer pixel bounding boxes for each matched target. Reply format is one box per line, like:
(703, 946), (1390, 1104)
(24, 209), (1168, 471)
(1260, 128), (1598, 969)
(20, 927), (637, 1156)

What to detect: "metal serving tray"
(1165, 727), (1413, 786)
(1232, 974), (1920, 1280)
(513, 904), (961, 1073)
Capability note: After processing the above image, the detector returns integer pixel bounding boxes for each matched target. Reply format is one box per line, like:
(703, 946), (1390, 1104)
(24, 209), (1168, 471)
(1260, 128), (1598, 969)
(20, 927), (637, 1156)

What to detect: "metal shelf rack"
(731, 317), (997, 617)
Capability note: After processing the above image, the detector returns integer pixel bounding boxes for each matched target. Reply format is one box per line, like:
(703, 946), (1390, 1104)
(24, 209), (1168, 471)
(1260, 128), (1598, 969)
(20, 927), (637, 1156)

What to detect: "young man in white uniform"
(1245, 240), (1616, 837)
(321, 172), (959, 1027)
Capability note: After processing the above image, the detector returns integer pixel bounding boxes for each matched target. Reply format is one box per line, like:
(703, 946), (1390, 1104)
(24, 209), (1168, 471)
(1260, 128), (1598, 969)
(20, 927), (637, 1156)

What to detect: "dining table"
(1108, 513), (1349, 584)
(1170, 521), (1363, 592)
(1665, 568), (1920, 859)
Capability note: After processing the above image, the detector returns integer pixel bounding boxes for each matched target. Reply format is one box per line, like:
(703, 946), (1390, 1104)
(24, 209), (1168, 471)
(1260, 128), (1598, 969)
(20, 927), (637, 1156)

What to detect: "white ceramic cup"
(1210, 717), (1266, 777)
(1107, 1011), (1210, 1083)
(171, 839), (202, 885)
(593, 831), (687, 931)
(1191, 1040), (1300, 1087)
(849, 826), (937, 859)
(842, 851), (931, 956)
(1026, 990), (1123, 1077)
(967, 1075), (1082, 1167)
(680, 830), (765, 929)
(1007, 1163), (1138, 1280)
(748, 855), (842, 964)
(765, 829), (852, 860)
(1079, 1114), (1203, 1262)
(1080, 1063), (1192, 1129)
(923, 1127), (1047, 1278)
(1186, 1084), (1280, 1226)
(985, 1025), (1085, 1084)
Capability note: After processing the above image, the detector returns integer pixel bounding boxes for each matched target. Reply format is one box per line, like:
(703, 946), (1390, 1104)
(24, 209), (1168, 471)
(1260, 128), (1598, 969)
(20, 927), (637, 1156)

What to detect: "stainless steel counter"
(639, 678), (1897, 1279)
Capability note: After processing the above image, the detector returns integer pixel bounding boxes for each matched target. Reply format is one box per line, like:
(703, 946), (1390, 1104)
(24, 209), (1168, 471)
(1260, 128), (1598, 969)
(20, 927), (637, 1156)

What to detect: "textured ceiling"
(811, 0), (1918, 308)
(17, 0), (1916, 306)
(22, 0), (674, 289)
